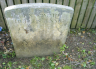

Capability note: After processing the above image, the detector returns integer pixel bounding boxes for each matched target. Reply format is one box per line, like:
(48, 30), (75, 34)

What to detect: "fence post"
(22, 0), (28, 4)
(0, 7), (6, 29)
(43, 0), (49, 3)
(36, 0), (42, 3)
(70, 0), (76, 9)
(29, 0), (35, 3)
(0, 0), (7, 29)
(57, 0), (62, 5)
(7, 0), (14, 6)
(87, 1), (96, 28)
(64, 0), (69, 6)
(50, 0), (56, 4)
(91, 15), (96, 28)
(76, 0), (88, 28)
(81, 0), (95, 28)
(14, 0), (21, 4)
(71, 0), (83, 28)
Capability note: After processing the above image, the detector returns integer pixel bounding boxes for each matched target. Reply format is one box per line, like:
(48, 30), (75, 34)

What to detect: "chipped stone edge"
(4, 3), (74, 12)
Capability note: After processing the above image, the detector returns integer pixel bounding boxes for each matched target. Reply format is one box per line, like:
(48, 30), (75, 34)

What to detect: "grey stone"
(4, 3), (74, 58)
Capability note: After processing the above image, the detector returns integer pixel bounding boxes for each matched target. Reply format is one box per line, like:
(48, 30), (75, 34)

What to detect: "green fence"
(0, 0), (96, 29)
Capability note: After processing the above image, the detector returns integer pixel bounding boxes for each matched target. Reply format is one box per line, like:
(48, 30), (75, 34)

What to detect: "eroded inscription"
(7, 13), (67, 24)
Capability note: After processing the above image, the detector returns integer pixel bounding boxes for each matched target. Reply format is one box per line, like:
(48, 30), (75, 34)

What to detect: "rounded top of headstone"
(4, 3), (74, 12)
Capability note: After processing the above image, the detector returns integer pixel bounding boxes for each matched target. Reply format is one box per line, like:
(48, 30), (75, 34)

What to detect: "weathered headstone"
(4, 3), (74, 58)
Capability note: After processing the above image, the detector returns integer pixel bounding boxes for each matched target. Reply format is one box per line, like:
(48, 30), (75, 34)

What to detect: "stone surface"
(4, 3), (74, 58)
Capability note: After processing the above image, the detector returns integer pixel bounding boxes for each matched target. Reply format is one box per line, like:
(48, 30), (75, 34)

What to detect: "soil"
(0, 29), (96, 69)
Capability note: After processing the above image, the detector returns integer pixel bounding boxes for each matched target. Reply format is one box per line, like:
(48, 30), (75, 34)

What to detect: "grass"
(1, 51), (16, 59)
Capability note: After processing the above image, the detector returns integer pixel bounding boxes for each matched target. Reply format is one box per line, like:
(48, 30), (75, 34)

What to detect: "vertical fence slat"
(36, 0), (42, 3)
(70, 0), (76, 9)
(14, 0), (21, 4)
(0, 8), (6, 29)
(64, 0), (69, 6)
(87, 1), (96, 28)
(81, 0), (95, 28)
(91, 15), (96, 28)
(7, 0), (14, 6)
(71, 0), (82, 28)
(0, 0), (7, 13)
(76, 0), (88, 28)
(50, 0), (56, 4)
(43, 0), (49, 3)
(57, 0), (62, 5)
(22, 0), (28, 4)
(29, 0), (35, 3)
(0, 0), (7, 29)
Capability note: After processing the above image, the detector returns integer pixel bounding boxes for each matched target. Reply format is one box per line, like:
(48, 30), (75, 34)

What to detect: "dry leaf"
(80, 42), (82, 43)
(81, 36), (84, 38)
(70, 55), (72, 57)
(65, 53), (68, 58)
(67, 56), (74, 61)
(72, 50), (74, 52)
(66, 55), (68, 58)
(4, 49), (10, 54)
(0, 64), (2, 68)
(7, 41), (9, 42)
(55, 62), (59, 66)
(26, 66), (31, 69)
(82, 31), (85, 34)
(52, 61), (56, 63)
(46, 56), (49, 60)
(88, 60), (92, 62)
(81, 64), (83, 66)
(3, 46), (7, 50)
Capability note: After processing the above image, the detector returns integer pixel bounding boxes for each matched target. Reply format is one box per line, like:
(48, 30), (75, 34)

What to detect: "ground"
(0, 29), (96, 69)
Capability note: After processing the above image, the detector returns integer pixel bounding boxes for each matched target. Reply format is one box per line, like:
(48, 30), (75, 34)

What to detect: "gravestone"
(4, 3), (74, 58)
